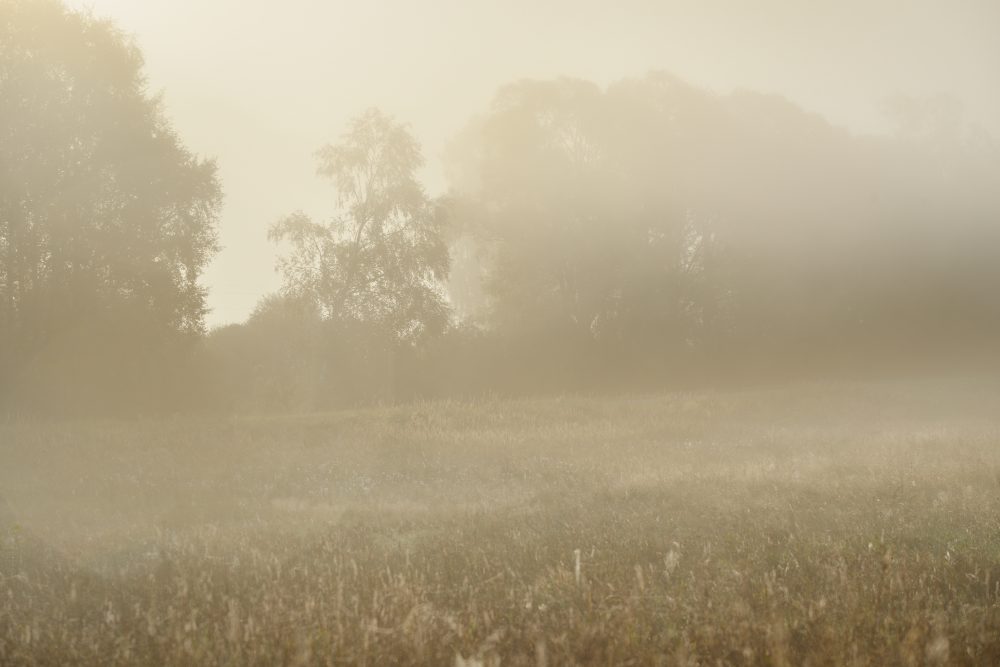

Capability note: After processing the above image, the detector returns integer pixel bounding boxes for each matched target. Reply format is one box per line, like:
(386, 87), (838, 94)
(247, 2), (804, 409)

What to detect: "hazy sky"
(69, 0), (1000, 327)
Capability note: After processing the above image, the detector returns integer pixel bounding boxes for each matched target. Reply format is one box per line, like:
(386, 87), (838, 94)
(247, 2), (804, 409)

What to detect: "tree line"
(3, 1), (999, 415)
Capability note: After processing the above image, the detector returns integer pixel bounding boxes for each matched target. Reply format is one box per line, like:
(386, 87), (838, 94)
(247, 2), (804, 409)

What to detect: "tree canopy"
(270, 109), (450, 344)
(445, 74), (1000, 380)
(0, 0), (221, 412)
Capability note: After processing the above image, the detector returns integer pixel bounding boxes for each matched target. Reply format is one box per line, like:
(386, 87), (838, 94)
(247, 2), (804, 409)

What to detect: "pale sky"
(69, 0), (1000, 327)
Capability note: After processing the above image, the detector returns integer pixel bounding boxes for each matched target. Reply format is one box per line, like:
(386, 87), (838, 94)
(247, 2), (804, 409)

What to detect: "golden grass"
(2, 379), (1000, 664)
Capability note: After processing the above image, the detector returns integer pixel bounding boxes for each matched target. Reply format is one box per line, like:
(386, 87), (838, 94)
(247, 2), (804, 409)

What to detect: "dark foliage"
(0, 0), (221, 414)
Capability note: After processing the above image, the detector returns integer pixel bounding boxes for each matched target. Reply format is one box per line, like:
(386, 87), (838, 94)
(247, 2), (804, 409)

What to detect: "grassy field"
(2, 379), (1000, 665)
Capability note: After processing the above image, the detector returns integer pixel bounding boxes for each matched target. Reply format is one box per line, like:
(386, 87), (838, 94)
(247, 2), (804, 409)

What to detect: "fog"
(5, 1), (1000, 664)
(4, 0), (1000, 409)
(69, 0), (1000, 326)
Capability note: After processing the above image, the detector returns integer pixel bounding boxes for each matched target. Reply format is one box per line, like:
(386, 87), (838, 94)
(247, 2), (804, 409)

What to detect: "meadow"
(2, 379), (1000, 665)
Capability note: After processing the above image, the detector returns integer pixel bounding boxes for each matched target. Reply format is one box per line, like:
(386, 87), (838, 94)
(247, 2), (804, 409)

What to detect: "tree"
(447, 73), (1000, 385)
(446, 77), (730, 358)
(270, 109), (450, 344)
(0, 0), (221, 412)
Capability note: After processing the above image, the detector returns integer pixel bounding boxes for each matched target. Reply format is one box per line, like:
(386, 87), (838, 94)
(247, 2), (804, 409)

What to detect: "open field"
(3, 379), (1000, 665)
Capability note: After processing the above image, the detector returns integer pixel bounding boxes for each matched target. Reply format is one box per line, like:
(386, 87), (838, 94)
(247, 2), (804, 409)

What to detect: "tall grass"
(2, 380), (1000, 664)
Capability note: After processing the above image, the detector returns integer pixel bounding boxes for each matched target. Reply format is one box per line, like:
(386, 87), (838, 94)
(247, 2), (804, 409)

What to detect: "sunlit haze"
(69, 0), (1000, 326)
(7, 2), (1000, 663)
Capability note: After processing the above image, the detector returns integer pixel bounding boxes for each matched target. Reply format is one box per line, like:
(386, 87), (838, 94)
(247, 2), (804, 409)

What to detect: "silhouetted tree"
(270, 109), (450, 342)
(446, 77), (731, 372)
(446, 73), (1000, 384)
(268, 109), (450, 402)
(0, 0), (221, 412)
